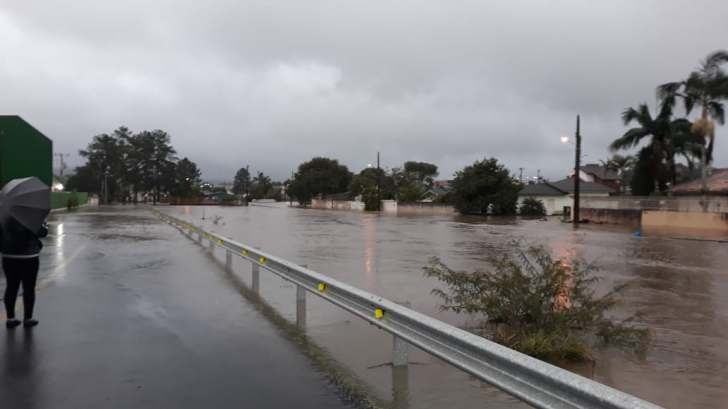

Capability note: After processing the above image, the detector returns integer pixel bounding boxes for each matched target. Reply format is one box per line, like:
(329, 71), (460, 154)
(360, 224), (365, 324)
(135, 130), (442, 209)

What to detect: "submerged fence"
(154, 209), (662, 409)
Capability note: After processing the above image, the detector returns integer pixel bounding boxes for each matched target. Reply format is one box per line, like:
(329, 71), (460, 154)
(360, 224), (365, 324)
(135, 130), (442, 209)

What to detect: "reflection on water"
(167, 204), (728, 409)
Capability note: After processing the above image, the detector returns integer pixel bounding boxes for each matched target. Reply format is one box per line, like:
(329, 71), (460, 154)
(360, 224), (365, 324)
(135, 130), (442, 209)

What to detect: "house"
(518, 178), (615, 215)
(423, 185), (450, 201)
(568, 164), (621, 192)
(670, 169), (728, 196)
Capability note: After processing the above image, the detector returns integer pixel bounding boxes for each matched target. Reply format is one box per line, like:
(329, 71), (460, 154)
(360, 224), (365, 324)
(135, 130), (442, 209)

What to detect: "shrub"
(519, 197), (546, 215)
(67, 189), (80, 210)
(423, 242), (649, 362)
(219, 195), (238, 206)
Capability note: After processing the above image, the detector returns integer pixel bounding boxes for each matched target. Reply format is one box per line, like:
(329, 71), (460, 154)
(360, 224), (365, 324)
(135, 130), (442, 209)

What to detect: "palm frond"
(708, 101), (725, 125)
(700, 50), (728, 75)
(621, 104), (651, 126)
(610, 128), (648, 152)
(656, 82), (683, 100)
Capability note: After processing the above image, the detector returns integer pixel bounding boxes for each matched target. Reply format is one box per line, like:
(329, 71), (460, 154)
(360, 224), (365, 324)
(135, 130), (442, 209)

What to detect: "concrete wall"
(642, 210), (728, 232)
(580, 208), (642, 225)
(310, 199), (365, 211)
(395, 202), (457, 216)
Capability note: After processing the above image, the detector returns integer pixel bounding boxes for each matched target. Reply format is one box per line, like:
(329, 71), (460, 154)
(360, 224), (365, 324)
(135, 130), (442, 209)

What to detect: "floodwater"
(164, 203), (728, 409)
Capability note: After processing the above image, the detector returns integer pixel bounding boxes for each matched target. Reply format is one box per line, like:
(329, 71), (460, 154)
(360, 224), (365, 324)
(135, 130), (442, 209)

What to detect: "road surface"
(0, 207), (348, 409)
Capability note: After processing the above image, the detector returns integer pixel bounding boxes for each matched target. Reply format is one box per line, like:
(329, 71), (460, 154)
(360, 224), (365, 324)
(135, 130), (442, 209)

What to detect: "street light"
(560, 116), (581, 225)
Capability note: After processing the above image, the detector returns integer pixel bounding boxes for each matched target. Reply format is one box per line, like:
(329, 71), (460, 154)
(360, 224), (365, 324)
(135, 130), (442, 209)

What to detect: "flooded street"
(163, 203), (728, 409)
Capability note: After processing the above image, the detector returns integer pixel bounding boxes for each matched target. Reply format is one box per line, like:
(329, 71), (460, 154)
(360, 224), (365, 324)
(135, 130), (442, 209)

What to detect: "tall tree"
(149, 130), (177, 203)
(609, 103), (691, 190)
(253, 171), (273, 199)
(79, 134), (124, 204)
(449, 158), (520, 215)
(349, 167), (394, 199)
(175, 158), (202, 198)
(658, 50), (728, 168)
(233, 167), (251, 195)
(600, 154), (634, 193)
(403, 161), (439, 186)
(289, 157), (352, 205)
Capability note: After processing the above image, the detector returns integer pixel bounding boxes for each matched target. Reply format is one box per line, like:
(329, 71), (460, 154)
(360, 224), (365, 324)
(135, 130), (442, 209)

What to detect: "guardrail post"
(296, 264), (307, 330)
(252, 247), (260, 294)
(392, 365), (410, 409)
(209, 238), (214, 254)
(197, 230), (203, 244)
(226, 250), (233, 271)
(392, 301), (410, 367)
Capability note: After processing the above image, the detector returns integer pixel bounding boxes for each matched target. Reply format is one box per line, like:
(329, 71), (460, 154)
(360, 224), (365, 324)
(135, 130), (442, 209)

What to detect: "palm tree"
(253, 171), (273, 199)
(600, 154), (634, 192)
(658, 50), (728, 189)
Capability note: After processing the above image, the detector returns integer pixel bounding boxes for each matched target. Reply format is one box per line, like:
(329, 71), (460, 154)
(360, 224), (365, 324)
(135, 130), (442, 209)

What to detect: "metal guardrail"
(153, 209), (662, 409)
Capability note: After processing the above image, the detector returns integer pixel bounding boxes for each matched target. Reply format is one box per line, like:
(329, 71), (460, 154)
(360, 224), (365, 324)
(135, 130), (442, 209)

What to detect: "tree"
(403, 161), (439, 186)
(397, 182), (426, 202)
(600, 154), (634, 193)
(423, 242), (649, 362)
(79, 133), (124, 204)
(658, 50), (728, 191)
(519, 197), (546, 215)
(449, 158), (520, 215)
(65, 165), (101, 194)
(233, 167), (251, 196)
(349, 167), (394, 199)
(149, 130), (177, 204)
(253, 171), (273, 199)
(289, 157), (352, 205)
(629, 147), (657, 196)
(175, 158), (202, 198)
(609, 103), (692, 190)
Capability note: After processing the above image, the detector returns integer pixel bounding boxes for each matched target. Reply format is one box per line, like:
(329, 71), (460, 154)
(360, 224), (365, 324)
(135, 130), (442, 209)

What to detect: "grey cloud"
(1, 0), (727, 183)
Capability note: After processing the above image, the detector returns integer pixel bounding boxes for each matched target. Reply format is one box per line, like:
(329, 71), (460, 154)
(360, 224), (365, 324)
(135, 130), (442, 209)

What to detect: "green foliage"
(397, 182), (426, 202)
(519, 197), (546, 215)
(78, 127), (181, 204)
(65, 165), (101, 193)
(449, 158), (520, 215)
(630, 148), (657, 196)
(253, 171), (273, 199)
(67, 189), (80, 209)
(403, 161), (439, 185)
(361, 186), (380, 211)
(174, 157), (202, 198)
(423, 242), (650, 362)
(219, 195), (238, 206)
(233, 167), (251, 195)
(289, 157), (352, 204)
(349, 167), (394, 199)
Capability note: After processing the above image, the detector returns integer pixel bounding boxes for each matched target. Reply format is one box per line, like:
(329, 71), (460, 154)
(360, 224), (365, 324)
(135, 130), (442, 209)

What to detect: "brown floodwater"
(165, 203), (728, 409)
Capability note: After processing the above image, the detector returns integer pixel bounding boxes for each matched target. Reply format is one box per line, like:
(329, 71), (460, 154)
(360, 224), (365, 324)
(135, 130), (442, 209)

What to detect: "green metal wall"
(0, 116), (53, 187)
(51, 192), (89, 209)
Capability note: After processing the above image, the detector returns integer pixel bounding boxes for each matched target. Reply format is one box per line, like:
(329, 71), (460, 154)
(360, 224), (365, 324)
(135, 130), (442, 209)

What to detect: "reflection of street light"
(560, 116), (581, 225)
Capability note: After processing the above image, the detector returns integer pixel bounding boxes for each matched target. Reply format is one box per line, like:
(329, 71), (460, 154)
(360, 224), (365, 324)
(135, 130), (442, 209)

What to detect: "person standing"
(1, 218), (49, 328)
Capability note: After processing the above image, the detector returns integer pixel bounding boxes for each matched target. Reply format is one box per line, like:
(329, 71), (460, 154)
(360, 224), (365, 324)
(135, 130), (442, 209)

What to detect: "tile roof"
(671, 170), (728, 193)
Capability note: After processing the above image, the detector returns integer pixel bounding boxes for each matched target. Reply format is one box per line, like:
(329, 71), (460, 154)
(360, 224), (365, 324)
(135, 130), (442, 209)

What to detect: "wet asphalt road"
(0, 208), (347, 409)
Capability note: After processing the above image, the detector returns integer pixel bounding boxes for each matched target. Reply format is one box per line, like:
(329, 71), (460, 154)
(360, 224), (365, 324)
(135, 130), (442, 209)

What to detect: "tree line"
(287, 156), (522, 214)
(609, 50), (728, 195)
(66, 127), (201, 204)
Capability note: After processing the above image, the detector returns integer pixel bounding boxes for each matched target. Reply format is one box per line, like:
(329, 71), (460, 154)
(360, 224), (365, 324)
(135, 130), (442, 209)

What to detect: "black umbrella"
(0, 177), (51, 233)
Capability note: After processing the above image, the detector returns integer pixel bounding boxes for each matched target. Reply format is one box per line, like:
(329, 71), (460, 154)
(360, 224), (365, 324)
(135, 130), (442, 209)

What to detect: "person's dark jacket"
(0, 219), (49, 258)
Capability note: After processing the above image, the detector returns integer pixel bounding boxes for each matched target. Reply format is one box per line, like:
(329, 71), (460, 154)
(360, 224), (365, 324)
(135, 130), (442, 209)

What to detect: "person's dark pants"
(2, 257), (40, 320)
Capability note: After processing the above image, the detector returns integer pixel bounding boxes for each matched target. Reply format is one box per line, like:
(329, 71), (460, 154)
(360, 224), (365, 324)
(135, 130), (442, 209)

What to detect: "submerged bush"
(423, 242), (649, 362)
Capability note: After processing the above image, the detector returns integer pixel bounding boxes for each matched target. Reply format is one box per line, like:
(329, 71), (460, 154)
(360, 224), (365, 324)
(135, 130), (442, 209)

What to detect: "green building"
(0, 115), (53, 187)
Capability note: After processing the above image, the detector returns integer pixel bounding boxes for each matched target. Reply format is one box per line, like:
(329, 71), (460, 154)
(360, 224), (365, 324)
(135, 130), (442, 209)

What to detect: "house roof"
(581, 164), (619, 181)
(427, 186), (450, 196)
(548, 178), (616, 193)
(670, 169), (728, 193)
(519, 183), (567, 196)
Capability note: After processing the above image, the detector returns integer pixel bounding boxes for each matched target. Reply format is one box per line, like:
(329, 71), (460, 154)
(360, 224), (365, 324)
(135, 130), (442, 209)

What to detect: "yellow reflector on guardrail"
(318, 283), (325, 291)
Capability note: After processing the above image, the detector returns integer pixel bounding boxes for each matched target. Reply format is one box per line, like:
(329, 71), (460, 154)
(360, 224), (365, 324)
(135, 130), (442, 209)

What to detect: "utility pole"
(55, 153), (70, 180)
(519, 167), (525, 183)
(377, 152), (381, 211)
(537, 169), (541, 182)
(290, 171), (294, 206)
(573, 115), (581, 225)
(245, 165), (250, 206)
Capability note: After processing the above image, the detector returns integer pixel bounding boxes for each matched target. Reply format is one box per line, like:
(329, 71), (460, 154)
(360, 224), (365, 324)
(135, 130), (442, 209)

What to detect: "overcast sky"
(1, 1), (727, 183)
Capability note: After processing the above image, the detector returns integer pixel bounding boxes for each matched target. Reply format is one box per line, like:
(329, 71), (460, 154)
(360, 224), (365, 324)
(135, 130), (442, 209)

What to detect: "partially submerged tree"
(519, 197), (546, 215)
(449, 158), (520, 215)
(424, 243), (650, 362)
